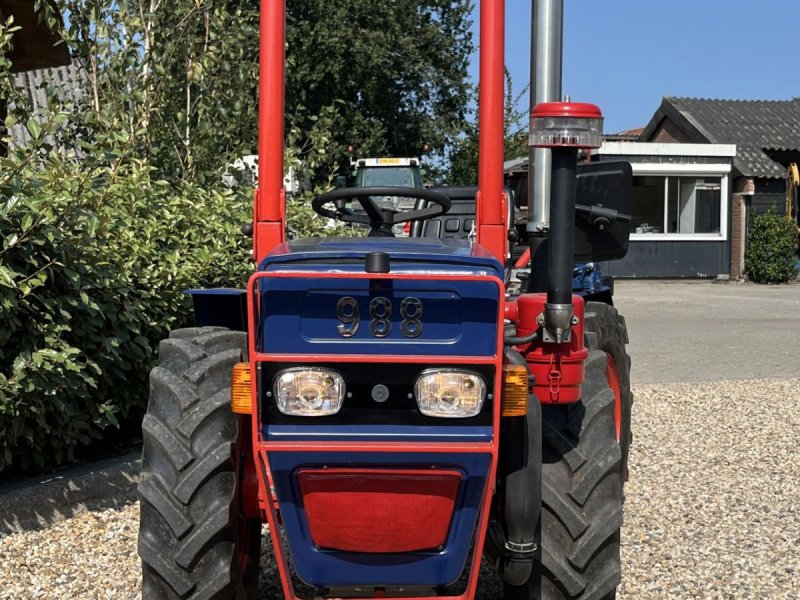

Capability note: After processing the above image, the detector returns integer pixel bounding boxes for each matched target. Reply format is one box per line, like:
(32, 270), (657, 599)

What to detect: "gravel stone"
(0, 505), (140, 599)
(617, 378), (800, 600)
(1, 378), (798, 598)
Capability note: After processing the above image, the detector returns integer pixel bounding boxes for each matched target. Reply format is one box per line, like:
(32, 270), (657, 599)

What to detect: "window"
(631, 176), (665, 233)
(631, 173), (726, 239)
(360, 166), (419, 187)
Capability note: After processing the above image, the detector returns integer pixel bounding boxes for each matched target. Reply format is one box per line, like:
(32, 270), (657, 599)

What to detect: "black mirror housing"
(574, 161), (633, 262)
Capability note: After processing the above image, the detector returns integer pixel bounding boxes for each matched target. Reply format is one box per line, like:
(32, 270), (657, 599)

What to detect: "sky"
(470, 0), (800, 134)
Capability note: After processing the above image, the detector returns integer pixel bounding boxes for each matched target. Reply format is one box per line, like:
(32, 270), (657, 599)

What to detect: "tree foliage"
(447, 71), (528, 184)
(0, 156), (253, 471)
(287, 0), (474, 159)
(1, 9), (256, 470)
(53, 0), (474, 177)
(50, 0), (261, 182)
(0, 2), (317, 472)
(53, 0), (473, 175)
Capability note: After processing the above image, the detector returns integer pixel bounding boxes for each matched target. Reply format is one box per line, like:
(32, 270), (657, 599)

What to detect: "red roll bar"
(255, 0), (286, 263)
(476, 0), (508, 263)
(254, 0), (507, 264)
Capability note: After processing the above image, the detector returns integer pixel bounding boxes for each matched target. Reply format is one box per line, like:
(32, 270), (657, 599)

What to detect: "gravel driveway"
(1, 282), (799, 599)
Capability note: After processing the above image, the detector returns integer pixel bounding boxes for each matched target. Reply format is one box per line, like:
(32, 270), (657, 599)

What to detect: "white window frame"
(630, 163), (730, 242)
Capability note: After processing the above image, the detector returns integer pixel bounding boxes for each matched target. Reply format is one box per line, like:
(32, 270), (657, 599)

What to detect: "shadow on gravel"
(0, 450), (141, 536)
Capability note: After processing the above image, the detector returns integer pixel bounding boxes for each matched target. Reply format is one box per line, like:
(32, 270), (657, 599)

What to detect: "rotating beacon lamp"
(529, 102), (603, 343)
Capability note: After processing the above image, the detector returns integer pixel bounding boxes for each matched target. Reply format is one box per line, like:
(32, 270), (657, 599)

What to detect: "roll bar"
(254, 0), (507, 263)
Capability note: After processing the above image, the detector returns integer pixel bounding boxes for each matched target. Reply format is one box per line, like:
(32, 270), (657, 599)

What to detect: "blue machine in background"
(572, 262), (614, 302)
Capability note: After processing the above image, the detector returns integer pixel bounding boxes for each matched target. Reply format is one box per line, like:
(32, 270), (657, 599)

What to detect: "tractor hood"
(259, 237), (504, 278)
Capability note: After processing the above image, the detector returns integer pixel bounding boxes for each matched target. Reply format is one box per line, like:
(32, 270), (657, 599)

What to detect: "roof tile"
(662, 97), (800, 178)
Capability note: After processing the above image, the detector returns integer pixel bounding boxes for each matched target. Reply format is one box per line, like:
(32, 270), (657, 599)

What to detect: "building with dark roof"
(641, 97), (800, 179)
(594, 141), (736, 278)
(639, 97), (800, 277)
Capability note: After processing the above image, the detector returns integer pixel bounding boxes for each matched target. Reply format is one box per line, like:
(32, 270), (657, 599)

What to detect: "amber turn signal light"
(501, 365), (529, 417)
(231, 363), (253, 414)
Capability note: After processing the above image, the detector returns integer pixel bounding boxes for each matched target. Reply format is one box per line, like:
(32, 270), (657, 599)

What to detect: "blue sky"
(470, 0), (800, 134)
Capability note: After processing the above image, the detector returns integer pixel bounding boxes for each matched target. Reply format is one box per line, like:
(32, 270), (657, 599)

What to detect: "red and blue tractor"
(137, 1), (634, 598)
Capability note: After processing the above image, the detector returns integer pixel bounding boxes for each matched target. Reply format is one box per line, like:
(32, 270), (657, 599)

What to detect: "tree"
(286, 0), (474, 159)
(51, 0), (262, 182)
(447, 71), (528, 184)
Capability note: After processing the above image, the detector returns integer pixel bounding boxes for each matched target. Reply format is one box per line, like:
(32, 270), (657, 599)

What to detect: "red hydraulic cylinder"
(255, 0), (287, 263)
(477, 0), (508, 264)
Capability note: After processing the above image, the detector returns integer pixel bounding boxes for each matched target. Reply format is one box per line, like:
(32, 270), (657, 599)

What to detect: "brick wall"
(651, 119), (691, 143)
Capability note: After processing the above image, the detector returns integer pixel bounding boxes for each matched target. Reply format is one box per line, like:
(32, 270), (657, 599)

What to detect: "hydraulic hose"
(501, 347), (542, 587)
(504, 329), (541, 347)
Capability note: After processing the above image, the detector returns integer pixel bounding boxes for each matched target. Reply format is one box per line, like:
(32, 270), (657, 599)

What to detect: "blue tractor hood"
(259, 237), (504, 279)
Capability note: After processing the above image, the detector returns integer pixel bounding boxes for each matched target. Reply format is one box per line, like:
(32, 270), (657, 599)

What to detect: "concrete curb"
(0, 450), (141, 537)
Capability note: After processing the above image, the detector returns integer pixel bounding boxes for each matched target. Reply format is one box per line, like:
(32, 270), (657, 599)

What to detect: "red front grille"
(297, 468), (462, 553)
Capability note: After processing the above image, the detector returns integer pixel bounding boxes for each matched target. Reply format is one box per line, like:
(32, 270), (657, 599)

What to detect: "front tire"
(505, 303), (631, 600)
(138, 327), (261, 599)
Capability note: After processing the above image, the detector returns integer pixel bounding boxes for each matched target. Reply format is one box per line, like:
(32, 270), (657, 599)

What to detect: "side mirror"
(574, 161), (633, 262)
(335, 175), (348, 189)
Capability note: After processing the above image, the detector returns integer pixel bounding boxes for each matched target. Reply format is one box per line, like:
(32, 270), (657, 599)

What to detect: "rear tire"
(138, 327), (261, 600)
(505, 303), (631, 600)
(584, 302), (633, 484)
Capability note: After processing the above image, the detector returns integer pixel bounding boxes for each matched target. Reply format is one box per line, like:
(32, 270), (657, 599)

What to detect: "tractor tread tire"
(506, 302), (631, 600)
(138, 327), (259, 600)
(538, 387), (623, 600)
(583, 302), (633, 483)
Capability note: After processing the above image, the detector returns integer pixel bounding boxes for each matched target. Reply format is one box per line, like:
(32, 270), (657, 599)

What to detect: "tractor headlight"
(273, 368), (345, 417)
(414, 369), (486, 418)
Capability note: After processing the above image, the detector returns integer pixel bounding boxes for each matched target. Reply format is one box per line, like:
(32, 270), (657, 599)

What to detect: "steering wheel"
(312, 186), (451, 237)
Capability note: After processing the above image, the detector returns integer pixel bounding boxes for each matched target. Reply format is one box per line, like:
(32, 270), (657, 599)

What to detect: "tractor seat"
(409, 186), (515, 241)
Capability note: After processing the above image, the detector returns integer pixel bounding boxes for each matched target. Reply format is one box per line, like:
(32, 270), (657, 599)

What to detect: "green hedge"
(0, 139), (253, 470)
(745, 209), (799, 284)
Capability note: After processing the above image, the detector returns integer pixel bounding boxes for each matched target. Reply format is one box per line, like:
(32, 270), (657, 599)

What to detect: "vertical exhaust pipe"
(527, 0), (563, 292)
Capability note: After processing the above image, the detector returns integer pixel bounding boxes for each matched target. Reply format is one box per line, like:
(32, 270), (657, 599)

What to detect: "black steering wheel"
(312, 186), (451, 237)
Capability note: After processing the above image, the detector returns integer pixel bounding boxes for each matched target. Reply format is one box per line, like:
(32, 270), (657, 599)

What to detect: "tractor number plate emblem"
(337, 296), (423, 339)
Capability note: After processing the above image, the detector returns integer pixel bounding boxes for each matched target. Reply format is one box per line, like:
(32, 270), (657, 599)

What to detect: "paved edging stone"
(0, 450), (140, 537)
